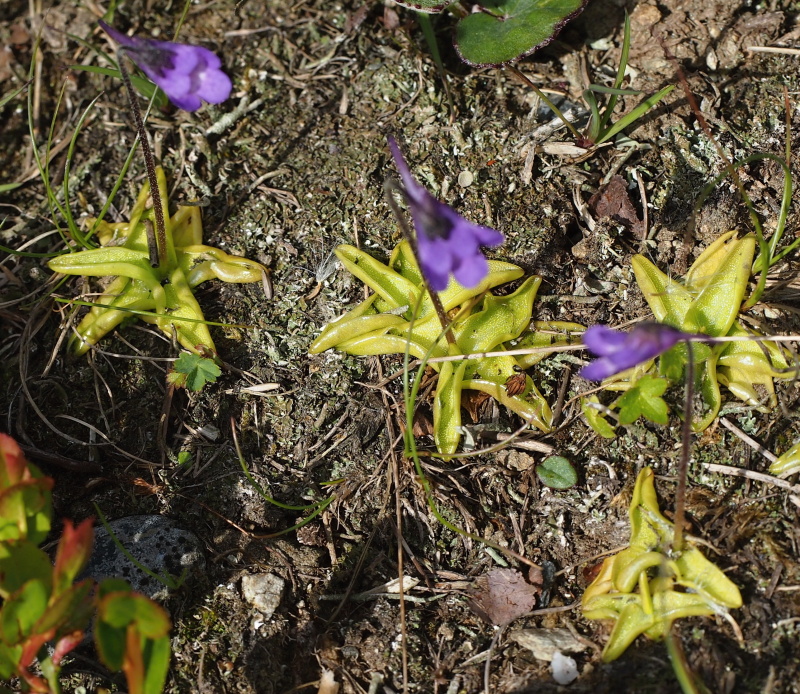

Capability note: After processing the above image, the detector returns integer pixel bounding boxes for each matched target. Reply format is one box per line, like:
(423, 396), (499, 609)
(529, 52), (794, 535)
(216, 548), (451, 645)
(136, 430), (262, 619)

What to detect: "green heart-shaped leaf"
(455, 0), (588, 66)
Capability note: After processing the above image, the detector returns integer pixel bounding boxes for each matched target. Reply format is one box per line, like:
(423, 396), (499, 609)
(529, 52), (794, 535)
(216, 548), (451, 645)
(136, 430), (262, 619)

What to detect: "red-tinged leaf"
(52, 630), (85, 666)
(96, 587), (171, 689)
(0, 433), (28, 488)
(19, 630), (52, 672)
(0, 578), (48, 645)
(19, 667), (49, 694)
(0, 436), (53, 545)
(98, 592), (170, 638)
(53, 518), (94, 594)
(95, 611), (126, 670)
(141, 634), (171, 694)
(0, 478), (53, 544)
(124, 624), (145, 694)
(0, 640), (23, 680)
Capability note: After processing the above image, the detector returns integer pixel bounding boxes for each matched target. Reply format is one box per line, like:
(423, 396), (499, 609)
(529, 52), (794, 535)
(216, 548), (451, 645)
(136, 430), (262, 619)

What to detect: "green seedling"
(508, 11), (674, 149)
(579, 13), (674, 146)
(48, 166), (267, 358)
(582, 467), (742, 663)
(167, 353), (222, 392)
(310, 241), (580, 454)
(0, 434), (170, 694)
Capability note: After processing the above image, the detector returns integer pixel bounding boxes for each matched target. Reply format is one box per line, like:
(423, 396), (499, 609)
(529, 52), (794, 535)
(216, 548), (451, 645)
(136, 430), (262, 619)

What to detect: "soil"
(2, 0), (800, 692)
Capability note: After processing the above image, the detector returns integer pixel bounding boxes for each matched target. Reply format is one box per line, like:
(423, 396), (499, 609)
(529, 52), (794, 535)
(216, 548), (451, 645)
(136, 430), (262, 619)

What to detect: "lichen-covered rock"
(82, 515), (205, 602)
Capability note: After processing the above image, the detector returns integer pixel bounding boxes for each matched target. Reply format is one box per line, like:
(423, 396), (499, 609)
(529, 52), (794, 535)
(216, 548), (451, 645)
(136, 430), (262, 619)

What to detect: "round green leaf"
(536, 456), (577, 489)
(456, 0), (588, 66)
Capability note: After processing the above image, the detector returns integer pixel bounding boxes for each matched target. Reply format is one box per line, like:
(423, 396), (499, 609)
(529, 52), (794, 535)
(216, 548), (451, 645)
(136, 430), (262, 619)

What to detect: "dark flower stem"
(673, 340), (695, 553)
(116, 49), (167, 270)
(384, 181), (456, 346)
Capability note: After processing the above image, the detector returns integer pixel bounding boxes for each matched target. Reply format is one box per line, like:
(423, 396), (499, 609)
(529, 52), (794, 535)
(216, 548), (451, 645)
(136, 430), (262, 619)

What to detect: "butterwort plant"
(96, 19), (233, 270)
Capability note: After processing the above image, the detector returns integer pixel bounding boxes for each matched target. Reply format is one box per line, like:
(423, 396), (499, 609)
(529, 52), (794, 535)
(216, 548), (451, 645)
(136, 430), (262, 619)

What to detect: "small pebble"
(457, 170), (474, 187)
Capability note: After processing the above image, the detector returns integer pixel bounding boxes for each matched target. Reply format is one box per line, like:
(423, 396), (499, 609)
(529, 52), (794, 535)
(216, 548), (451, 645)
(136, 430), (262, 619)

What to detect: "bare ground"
(1, 0), (800, 692)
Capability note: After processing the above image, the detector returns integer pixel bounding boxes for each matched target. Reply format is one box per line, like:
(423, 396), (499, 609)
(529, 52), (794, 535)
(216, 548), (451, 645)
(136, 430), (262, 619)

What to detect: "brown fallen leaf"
(462, 390), (491, 422)
(468, 567), (543, 626)
(588, 174), (644, 238)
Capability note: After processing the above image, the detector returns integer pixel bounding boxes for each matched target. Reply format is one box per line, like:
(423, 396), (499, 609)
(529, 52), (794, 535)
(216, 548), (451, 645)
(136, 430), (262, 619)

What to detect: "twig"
(719, 417), (778, 462)
(702, 463), (800, 494)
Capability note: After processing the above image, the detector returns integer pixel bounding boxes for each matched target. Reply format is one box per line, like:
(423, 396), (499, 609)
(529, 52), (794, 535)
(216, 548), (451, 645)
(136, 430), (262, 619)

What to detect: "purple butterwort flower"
(388, 136), (504, 292)
(580, 323), (704, 381)
(99, 20), (232, 111)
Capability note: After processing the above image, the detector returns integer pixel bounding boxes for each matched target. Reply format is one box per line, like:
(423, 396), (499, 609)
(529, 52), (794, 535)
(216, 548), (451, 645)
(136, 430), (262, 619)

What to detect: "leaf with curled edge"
(468, 567), (543, 626)
(456, 0), (588, 66)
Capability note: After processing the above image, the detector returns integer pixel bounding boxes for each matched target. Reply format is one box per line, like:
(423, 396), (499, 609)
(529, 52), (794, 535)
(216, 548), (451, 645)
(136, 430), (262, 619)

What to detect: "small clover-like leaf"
(615, 375), (669, 426)
(168, 353), (221, 391)
(535, 456), (577, 489)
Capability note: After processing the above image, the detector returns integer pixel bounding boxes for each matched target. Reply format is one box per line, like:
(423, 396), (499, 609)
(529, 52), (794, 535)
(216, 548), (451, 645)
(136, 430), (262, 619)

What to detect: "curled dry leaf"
(468, 567), (543, 626)
(588, 175), (644, 238)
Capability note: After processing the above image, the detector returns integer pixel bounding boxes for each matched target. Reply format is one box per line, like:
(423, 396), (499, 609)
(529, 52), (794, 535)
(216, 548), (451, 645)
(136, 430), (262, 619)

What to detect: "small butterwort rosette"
(99, 20), (232, 111)
(388, 137), (504, 292)
(580, 323), (707, 381)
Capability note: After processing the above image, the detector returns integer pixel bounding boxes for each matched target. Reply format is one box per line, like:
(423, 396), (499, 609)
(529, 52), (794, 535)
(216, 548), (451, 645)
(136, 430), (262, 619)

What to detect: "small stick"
(116, 50), (167, 269)
(672, 341), (694, 553)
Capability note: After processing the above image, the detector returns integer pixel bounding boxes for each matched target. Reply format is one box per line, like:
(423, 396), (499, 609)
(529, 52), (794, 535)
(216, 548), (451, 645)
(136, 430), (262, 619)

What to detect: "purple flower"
(99, 20), (232, 111)
(388, 137), (504, 292)
(580, 323), (704, 381)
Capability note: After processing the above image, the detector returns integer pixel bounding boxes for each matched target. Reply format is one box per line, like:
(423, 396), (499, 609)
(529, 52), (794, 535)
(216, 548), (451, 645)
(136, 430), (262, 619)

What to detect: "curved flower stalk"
(99, 20), (232, 111)
(388, 137), (504, 292)
(310, 241), (582, 454)
(49, 167), (267, 356)
(584, 231), (795, 434)
(582, 467), (742, 662)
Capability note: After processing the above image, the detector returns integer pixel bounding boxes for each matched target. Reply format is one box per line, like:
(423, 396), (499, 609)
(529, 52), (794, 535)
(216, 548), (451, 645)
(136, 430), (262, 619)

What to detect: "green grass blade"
(63, 93), (104, 249)
(596, 12), (631, 135)
(596, 85), (674, 144)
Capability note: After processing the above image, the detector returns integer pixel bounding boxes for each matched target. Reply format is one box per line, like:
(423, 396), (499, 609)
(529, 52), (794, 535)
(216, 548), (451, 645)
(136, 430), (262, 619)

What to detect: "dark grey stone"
(82, 515), (205, 602)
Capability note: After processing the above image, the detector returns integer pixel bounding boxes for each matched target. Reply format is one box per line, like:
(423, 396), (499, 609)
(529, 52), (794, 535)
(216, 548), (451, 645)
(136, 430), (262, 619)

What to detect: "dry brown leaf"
(468, 568), (542, 626)
(588, 175), (644, 237)
(462, 390), (491, 423)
